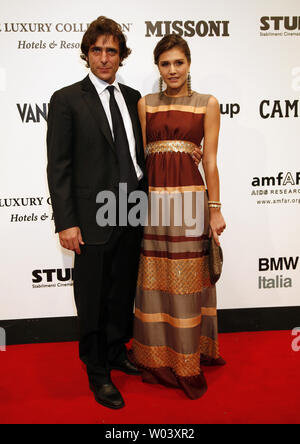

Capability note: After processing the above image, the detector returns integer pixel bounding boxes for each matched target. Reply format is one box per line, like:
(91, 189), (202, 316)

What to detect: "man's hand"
(59, 226), (85, 255)
(192, 145), (203, 166)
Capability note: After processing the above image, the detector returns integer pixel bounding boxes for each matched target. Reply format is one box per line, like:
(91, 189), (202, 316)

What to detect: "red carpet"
(0, 331), (299, 424)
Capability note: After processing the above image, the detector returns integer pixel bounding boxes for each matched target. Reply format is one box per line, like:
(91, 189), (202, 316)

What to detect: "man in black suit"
(47, 16), (147, 410)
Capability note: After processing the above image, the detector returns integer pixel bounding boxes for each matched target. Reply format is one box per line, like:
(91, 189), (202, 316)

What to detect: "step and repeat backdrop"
(0, 0), (299, 327)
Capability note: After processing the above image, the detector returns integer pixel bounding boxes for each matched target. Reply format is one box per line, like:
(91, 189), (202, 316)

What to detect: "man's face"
(88, 34), (121, 84)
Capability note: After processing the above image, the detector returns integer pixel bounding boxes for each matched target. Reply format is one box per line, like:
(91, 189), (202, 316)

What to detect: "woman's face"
(158, 46), (190, 93)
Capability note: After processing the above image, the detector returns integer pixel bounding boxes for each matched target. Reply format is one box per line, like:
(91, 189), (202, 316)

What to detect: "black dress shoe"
(89, 382), (125, 409)
(110, 359), (141, 375)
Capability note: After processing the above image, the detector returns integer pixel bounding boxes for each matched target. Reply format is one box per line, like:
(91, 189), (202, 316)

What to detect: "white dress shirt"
(89, 71), (143, 181)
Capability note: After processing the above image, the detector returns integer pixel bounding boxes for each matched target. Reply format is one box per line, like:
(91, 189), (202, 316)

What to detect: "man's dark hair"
(81, 16), (132, 67)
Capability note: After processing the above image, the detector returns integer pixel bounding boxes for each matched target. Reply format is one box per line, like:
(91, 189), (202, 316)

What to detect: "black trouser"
(74, 223), (142, 386)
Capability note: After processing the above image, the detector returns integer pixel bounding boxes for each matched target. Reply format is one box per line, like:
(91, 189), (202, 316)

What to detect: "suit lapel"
(81, 76), (115, 153)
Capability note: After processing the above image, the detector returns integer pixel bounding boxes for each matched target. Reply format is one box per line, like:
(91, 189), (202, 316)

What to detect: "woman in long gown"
(131, 35), (226, 400)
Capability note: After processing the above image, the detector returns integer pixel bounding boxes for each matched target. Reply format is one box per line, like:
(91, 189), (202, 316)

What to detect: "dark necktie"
(107, 85), (138, 193)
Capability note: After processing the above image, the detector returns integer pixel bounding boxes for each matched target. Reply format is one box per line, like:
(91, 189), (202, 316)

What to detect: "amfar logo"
(252, 172), (300, 188)
(17, 103), (48, 123)
(32, 268), (74, 289)
(260, 16), (300, 31)
(251, 172), (300, 202)
(145, 20), (230, 37)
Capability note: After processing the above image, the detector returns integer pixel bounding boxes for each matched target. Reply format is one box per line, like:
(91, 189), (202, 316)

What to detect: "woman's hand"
(192, 145), (202, 166)
(209, 209), (226, 246)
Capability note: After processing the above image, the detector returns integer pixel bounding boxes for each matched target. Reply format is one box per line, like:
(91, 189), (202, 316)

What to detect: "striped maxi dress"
(131, 92), (225, 400)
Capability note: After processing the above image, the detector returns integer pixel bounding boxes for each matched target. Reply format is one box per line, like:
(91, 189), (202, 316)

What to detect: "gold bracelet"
(208, 201), (221, 205)
(208, 204), (222, 209)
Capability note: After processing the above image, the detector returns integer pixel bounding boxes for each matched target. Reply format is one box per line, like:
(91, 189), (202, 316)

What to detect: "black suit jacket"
(47, 75), (147, 244)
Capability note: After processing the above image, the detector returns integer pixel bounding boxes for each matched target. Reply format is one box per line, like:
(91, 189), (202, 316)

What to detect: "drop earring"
(187, 72), (192, 97)
(159, 76), (164, 98)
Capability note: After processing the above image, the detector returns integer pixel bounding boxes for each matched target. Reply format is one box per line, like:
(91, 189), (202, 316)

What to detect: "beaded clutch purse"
(209, 237), (223, 284)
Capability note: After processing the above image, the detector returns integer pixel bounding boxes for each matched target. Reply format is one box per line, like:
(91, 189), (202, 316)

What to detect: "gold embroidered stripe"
(132, 339), (201, 376)
(132, 337), (220, 377)
(137, 255), (212, 293)
(145, 140), (199, 156)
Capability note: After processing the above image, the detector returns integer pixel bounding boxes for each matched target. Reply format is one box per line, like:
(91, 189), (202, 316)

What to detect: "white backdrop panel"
(0, 0), (299, 320)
